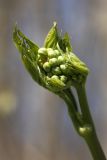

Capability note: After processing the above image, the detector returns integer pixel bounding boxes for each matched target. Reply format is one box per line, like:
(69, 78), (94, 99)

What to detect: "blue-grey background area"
(0, 0), (107, 159)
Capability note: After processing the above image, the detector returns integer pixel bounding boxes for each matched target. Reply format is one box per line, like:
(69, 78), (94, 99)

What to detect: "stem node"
(78, 124), (93, 137)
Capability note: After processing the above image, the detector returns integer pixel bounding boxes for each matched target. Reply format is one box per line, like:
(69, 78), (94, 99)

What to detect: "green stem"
(76, 83), (106, 160)
(85, 132), (106, 160)
(75, 84), (94, 126)
(59, 90), (81, 134)
(65, 88), (78, 112)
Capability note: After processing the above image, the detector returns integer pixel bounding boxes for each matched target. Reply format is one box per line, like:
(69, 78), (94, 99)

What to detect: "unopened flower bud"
(52, 67), (62, 75)
(51, 75), (59, 80)
(49, 58), (58, 66)
(58, 56), (65, 64)
(54, 50), (60, 56)
(38, 48), (47, 56)
(43, 62), (50, 72)
(60, 75), (67, 83)
(47, 48), (56, 58)
(60, 64), (67, 73)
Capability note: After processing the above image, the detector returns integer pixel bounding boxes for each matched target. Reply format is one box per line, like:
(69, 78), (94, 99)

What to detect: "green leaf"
(58, 33), (73, 52)
(63, 33), (73, 51)
(22, 55), (40, 83)
(13, 24), (40, 83)
(44, 22), (58, 48)
(13, 24), (39, 61)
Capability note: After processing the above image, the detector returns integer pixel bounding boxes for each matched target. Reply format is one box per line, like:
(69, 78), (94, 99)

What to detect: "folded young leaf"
(13, 24), (41, 84)
(13, 24), (39, 61)
(44, 22), (58, 48)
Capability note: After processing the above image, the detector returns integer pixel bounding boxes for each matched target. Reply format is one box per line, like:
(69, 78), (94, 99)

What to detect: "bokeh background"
(0, 0), (107, 159)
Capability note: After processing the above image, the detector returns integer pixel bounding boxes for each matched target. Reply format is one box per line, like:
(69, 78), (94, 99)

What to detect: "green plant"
(13, 22), (106, 160)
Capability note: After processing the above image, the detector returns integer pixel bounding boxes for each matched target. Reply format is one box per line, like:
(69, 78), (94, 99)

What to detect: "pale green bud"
(51, 75), (59, 80)
(43, 62), (50, 72)
(60, 75), (67, 83)
(58, 56), (65, 64)
(38, 48), (47, 56)
(60, 64), (66, 73)
(49, 58), (58, 66)
(47, 48), (56, 58)
(52, 67), (62, 75)
(54, 50), (60, 56)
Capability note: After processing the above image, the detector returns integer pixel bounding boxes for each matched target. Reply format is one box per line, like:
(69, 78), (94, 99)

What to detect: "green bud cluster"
(37, 46), (89, 92)
(37, 47), (68, 91)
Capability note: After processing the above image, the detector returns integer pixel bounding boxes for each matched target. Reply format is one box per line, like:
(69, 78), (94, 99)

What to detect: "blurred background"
(0, 0), (107, 159)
